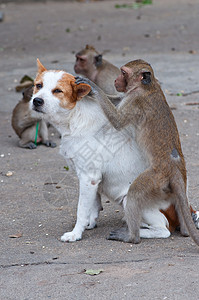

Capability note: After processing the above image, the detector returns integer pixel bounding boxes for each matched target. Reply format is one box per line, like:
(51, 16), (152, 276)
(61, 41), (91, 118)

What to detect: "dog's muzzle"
(33, 97), (44, 112)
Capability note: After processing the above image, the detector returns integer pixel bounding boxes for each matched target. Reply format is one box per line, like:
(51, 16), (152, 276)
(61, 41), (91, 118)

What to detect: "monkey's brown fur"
(12, 86), (56, 149)
(76, 59), (199, 246)
(74, 45), (120, 96)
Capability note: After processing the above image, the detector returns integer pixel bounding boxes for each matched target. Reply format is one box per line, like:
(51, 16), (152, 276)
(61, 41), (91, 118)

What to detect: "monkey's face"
(114, 66), (130, 93)
(74, 55), (88, 74)
(30, 59), (91, 121)
(74, 50), (99, 75)
(115, 62), (153, 93)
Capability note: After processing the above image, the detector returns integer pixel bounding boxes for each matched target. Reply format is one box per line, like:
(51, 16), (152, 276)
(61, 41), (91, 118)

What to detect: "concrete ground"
(0, 0), (199, 299)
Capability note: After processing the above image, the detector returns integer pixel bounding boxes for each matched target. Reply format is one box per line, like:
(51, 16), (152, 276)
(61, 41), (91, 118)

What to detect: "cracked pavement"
(0, 0), (199, 299)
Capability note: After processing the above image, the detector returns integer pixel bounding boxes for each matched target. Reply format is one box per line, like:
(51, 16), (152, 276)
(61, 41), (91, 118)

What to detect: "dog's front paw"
(61, 231), (82, 242)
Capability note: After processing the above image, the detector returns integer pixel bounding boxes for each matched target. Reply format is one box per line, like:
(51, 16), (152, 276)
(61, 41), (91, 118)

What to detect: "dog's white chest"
(60, 123), (147, 202)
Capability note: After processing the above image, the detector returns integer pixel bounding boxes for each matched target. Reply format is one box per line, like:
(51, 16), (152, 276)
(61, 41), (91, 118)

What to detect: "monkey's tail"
(170, 175), (199, 247)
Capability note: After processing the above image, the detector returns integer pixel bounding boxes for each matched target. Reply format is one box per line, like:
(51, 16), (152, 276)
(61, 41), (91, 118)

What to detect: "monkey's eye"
(121, 70), (126, 76)
(79, 58), (85, 63)
(36, 83), (43, 89)
(53, 89), (63, 94)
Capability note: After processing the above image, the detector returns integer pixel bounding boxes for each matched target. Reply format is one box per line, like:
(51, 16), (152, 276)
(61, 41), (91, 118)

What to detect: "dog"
(30, 59), (199, 242)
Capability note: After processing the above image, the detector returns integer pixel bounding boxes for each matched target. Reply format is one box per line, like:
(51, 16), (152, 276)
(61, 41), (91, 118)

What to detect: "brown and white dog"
(30, 59), (199, 242)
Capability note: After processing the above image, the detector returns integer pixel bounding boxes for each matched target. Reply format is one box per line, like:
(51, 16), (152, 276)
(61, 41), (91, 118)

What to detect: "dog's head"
(30, 59), (91, 115)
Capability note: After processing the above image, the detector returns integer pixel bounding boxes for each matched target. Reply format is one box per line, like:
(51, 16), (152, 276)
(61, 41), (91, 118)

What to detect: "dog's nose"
(33, 97), (44, 107)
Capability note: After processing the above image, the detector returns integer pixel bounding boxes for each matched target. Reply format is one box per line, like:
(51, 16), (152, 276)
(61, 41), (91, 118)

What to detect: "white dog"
(30, 59), (199, 242)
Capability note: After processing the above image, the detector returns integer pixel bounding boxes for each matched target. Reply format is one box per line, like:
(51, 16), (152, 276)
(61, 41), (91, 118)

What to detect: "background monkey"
(74, 45), (120, 96)
(12, 86), (56, 149)
(76, 59), (199, 246)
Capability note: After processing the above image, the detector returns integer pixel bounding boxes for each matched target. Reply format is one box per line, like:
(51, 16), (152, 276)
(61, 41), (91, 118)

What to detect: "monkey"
(75, 59), (199, 246)
(12, 86), (56, 149)
(74, 45), (121, 96)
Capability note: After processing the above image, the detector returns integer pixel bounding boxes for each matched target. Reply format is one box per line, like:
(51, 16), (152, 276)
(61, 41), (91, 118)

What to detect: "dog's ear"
(37, 58), (47, 74)
(72, 83), (91, 101)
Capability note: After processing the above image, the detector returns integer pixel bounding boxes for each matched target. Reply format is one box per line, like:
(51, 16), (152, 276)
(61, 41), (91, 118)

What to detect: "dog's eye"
(53, 89), (63, 94)
(36, 83), (43, 89)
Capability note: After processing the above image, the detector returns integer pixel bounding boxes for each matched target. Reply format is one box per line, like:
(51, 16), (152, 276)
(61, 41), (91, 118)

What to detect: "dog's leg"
(61, 177), (101, 242)
(86, 192), (103, 230)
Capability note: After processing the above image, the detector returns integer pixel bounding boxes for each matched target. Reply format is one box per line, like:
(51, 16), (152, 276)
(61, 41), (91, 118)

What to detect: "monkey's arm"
(106, 94), (121, 106)
(75, 77), (130, 129)
(107, 94), (120, 102)
(96, 91), (133, 129)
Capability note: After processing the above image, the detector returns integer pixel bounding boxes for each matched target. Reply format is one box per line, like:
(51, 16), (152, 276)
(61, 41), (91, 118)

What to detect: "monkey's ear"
(94, 54), (103, 67)
(37, 58), (47, 74)
(141, 72), (151, 85)
(72, 83), (91, 101)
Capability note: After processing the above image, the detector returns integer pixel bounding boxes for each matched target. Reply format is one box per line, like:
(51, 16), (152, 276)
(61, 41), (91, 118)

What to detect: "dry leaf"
(9, 233), (23, 238)
(84, 269), (103, 276)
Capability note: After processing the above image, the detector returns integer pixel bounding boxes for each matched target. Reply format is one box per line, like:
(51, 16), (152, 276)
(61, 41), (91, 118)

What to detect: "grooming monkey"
(12, 86), (56, 149)
(76, 59), (199, 246)
(74, 45), (120, 96)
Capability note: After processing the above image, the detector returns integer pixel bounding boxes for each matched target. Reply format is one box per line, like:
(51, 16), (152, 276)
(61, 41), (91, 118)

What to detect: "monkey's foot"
(44, 140), (57, 148)
(28, 142), (37, 149)
(192, 211), (199, 229)
(107, 227), (140, 244)
(61, 231), (82, 242)
(19, 141), (37, 149)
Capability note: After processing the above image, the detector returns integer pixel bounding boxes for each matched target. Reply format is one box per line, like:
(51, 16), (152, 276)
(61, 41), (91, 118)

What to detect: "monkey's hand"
(75, 76), (103, 97)
(75, 76), (124, 130)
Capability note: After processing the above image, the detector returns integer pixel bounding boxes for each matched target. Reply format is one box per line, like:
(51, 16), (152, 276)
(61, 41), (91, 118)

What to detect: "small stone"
(189, 50), (197, 54)
(6, 171), (13, 177)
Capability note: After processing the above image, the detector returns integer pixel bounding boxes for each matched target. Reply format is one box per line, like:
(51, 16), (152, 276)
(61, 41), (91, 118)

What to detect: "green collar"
(34, 121), (39, 145)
